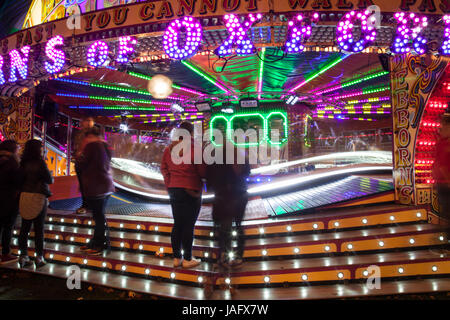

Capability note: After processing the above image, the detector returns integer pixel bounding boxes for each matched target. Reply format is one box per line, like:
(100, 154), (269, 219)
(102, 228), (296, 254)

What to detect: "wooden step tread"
(22, 223), (445, 249)
(2, 262), (449, 300)
(47, 203), (427, 229)
(10, 239), (450, 277)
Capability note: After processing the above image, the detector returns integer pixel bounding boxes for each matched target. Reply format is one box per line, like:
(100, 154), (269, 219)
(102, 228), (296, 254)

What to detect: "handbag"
(19, 192), (47, 220)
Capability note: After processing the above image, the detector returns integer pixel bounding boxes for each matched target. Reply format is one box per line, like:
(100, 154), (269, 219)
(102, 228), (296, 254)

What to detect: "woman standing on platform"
(18, 139), (53, 268)
(161, 121), (204, 269)
(0, 140), (21, 264)
(78, 127), (115, 256)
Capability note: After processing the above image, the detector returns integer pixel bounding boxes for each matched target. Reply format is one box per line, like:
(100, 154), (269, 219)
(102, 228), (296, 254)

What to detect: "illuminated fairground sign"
(0, 0), (449, 88)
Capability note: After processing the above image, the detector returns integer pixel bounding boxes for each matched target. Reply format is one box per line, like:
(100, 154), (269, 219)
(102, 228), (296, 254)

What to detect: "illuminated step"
(13, 223), (448, 259)
(45, 205), (428, 237)
(7, 242), (450, 287)
(3, 262), (450, 299)
(9, 243), (212, 287)
(227, 250), (450, 286)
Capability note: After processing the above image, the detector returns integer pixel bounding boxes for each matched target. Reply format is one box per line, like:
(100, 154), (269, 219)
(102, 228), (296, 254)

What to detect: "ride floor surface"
(48, 175), (393, 220)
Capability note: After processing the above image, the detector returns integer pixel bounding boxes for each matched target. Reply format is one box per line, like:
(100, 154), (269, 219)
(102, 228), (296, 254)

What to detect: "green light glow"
(289, 54), (350, 92)
(257, 48), (265, 98)
(341, 71), (389, 88)
(266, 112), (288, 146)
(181, 60), (235, 95)
(228, 113), (266, 147)
(209, 111), (288, 147)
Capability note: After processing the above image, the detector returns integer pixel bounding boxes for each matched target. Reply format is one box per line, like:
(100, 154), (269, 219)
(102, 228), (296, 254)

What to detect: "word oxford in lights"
(2, 9), (450, 86)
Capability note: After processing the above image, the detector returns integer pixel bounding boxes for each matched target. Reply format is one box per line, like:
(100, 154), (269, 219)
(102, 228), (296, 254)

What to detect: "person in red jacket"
(161, 121), (204, 268)
(433, 116), (450, 243)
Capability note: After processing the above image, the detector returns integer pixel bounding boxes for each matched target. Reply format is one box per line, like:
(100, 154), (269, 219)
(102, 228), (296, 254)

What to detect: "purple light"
(214, 13), (262, 56)
(9, 46), (30, 82)
(391, 12), (428, 55)
(163, 16), (202, 60)
(336, 10), (376, 53)
(440, 15), (450, 55)
(283, 13), (319, 54)
(87, 40), (109, 67)
(116, 36), (137, 63)
(0, 56), (5, 85)
(45, 35), (65, 74)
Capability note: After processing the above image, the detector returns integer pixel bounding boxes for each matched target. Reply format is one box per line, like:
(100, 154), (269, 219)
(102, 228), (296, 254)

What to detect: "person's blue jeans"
(86, 195), (110, 249)
(168, 188), (201, 261)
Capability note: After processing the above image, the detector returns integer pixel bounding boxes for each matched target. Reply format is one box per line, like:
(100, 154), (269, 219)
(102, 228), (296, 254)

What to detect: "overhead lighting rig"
(286, 95), (299, 105)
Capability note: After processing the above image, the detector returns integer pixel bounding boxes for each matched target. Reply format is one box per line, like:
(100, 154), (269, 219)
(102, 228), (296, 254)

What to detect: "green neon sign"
(209, 111), (288, 147)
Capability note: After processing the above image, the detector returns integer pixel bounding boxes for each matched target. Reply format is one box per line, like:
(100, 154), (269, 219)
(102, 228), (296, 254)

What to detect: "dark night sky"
(0, 0), (33, 38)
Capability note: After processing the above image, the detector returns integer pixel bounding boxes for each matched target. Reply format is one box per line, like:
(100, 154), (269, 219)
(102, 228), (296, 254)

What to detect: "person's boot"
(19, 255), (32, 268)
(35, 256), (46, 268)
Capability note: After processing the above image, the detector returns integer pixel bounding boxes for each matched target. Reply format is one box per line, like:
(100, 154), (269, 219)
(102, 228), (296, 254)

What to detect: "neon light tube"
(251, 151), (392, 174)
(248, 166), (392, 194)
(55, 78), (190, 100)
(127, 71), (206, 96)
(257, 48), (265, 99)
(288, 54), (350, 93)
(181, 60), (238, 97)
(312, 71), (389, 95)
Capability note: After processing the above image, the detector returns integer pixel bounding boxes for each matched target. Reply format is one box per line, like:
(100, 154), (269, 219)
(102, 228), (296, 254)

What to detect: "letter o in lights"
(163, 16), (202, 60)
(336, 10), (376, 53)
(87, 40), (109, 67)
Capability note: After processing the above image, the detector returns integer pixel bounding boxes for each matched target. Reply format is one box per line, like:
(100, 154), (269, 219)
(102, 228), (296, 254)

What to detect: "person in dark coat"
(78, 127), (115, 255)
(206, 141), (250, 268)
(0, 140), (20, 264)
(18, 139), (54, 268)
(73, 117), (95, 214)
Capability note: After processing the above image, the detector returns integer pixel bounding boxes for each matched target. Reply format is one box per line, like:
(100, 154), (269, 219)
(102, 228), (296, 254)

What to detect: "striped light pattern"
(57, 93), (176, 106)
(327, 85), (390, 100)
(68, 105), (197, 112)
(127, 71), (205, 96)
(288, 54), (350, 93)
(257, 47), (265, 99)
(315, 114), (376, 121)
(112, 112), (203, 118)
(313, 71), (389, 95)
(140, 114), (203, 123)
(55, 78), (189, 100)
(181, 60), (237, 96)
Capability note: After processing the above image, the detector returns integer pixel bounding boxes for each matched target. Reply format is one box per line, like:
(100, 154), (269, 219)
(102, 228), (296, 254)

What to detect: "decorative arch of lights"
(1, 0), (450, 96)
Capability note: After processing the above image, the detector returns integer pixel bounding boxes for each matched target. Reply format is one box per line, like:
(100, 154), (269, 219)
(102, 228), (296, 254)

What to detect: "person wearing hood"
(0, 140), (20, 264)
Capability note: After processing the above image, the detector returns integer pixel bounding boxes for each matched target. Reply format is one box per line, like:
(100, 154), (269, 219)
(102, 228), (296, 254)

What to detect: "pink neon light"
(215, 13), (262, 56)
(9, 46), (31, 82)
(0, 56), (5, 85)
(284, 13), (319, 53)
(117, 36), (137, 63)
(163, 16), (202, 60)
(336, 10), (376, 53)
(45, 35), (66, 74)
(391, 12), (428, 54)
(87, 40), (109, 67)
